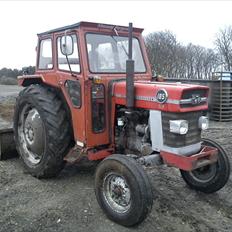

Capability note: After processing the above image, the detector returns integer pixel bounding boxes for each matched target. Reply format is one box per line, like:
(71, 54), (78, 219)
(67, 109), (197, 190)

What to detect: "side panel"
(58, 73), (86, 143)
(149, 110), (163, 152)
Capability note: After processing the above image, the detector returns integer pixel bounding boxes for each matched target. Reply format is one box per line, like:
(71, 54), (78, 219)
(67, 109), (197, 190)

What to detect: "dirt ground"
(0, 85), (231, 232)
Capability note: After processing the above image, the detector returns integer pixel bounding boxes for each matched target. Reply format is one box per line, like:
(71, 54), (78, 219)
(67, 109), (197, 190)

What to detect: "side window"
(91, 84), (105, 133)
(38, 39), (53, 69)
(65, 80), (81, 108)
(57, 35), (80, 73)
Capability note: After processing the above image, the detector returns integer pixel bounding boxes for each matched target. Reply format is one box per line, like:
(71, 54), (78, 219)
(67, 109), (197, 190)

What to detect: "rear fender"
(17, 75), (45, 87)
(17, 74), (75, 144)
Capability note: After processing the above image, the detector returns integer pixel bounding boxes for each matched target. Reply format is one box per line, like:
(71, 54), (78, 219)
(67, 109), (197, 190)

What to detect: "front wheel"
(180, 139), (230, 193)
(94, 154), (153, 227)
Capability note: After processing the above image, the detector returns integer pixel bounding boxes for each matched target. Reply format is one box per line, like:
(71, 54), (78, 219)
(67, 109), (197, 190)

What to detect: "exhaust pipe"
(126, 22), (135, 114)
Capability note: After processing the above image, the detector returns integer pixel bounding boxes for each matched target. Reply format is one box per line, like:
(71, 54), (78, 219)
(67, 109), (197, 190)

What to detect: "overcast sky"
(1, 0), (232, 69)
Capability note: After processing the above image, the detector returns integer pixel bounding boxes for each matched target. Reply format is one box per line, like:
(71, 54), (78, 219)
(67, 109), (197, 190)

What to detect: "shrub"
(0, 76), (17, 85)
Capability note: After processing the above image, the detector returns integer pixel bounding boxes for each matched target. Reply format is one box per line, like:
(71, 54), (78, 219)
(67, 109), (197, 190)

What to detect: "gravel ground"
(0, 85), (232, 232)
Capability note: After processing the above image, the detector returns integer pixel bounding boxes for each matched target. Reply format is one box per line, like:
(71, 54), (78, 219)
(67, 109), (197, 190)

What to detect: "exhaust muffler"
(126, 22), (135, 114)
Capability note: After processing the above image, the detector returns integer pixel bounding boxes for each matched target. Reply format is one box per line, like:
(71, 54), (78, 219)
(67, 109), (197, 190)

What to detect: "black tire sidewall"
(180, 139), (230, 193)
(95, 155), (153, 226)
(14, 85), (69, 177)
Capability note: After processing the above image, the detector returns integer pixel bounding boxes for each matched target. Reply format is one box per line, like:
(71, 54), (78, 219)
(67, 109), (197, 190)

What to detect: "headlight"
(198, 116), (209, 130)
(169, 120), (188, 135)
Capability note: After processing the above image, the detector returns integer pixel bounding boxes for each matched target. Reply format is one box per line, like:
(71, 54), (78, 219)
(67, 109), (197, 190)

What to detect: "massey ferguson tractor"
(1, 22), (230, 226)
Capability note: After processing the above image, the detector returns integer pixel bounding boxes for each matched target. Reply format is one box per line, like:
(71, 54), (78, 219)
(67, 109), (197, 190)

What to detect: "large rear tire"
(14, 85), (71, 178)
(180, 139), (230, 193)
(94, 154), (153, 227)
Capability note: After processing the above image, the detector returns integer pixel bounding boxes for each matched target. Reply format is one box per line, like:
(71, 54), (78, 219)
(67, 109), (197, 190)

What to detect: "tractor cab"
(18, 22), (152, 150)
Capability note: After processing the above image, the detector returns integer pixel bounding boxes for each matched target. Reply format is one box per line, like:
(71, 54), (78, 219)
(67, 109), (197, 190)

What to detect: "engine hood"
(112, 80), (209, 112)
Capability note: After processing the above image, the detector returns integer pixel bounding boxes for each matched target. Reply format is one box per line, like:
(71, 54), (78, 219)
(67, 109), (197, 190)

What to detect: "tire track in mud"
(153, 196), (217, 232)
(146, 189), (217, 232)
(151, 189), (229, 232)
(148, 166), (232, 232)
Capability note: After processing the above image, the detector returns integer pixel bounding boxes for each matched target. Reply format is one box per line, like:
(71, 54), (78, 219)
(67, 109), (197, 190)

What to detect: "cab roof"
(38, 21), (144, 36)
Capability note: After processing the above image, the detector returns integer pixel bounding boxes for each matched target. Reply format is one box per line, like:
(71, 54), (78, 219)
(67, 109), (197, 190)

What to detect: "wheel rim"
(18, 104), (45, 165)
(103, 172), (131, 214)
(189, 163), (217, 183)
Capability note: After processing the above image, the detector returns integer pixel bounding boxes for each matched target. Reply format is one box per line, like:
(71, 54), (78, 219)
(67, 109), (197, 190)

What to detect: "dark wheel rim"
(189, 163), (217, 183)
(103, 172), (131, 214)
(18, 104), (45, 165)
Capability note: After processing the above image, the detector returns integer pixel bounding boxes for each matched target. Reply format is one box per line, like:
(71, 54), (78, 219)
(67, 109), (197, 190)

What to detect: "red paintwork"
(17, 21), (210, 163)
(160, 146), (218, 171)
(112, 80), (209, 112)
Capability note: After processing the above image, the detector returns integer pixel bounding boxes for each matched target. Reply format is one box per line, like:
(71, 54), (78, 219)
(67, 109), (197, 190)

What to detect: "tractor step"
(63, 146), (83, 164)
(0, 128), (17, 160)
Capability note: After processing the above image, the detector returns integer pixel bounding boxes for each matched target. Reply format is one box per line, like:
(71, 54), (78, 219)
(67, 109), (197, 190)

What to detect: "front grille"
(162, 111), (202, 148)
(180, 89), (207, 108)
(182, 89), (206, 99)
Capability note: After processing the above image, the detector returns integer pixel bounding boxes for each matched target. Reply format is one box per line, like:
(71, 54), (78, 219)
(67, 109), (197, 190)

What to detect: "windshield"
(86, 33), (146, 73)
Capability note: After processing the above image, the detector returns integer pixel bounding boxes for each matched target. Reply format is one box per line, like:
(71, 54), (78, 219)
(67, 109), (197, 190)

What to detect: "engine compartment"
(115, 106), (153, 156)
(115, 105), (207, 157)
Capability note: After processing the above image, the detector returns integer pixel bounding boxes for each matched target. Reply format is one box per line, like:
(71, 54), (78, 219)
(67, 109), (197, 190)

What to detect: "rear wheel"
(14, 85), (71, 178)
(180, 139), (230, 193)
(95, 154), (153, 226)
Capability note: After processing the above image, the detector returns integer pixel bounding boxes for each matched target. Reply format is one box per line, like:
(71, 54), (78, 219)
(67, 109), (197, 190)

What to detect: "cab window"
(91, 84), (105, 133)
(57, 34), (80, 73)
(38, 38), (53, 70)
(86, 33), (146, 73)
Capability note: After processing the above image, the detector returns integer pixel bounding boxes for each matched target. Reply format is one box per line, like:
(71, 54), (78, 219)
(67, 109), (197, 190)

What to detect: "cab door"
(84, 33), (111, 147)
(55, 32), (86, 145)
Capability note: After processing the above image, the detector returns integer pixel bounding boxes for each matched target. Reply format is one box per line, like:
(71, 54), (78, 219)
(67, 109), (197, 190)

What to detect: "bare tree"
(215, 26), (232, 71)
(145, 30), (178, 77)
(145, 31), (220, 79)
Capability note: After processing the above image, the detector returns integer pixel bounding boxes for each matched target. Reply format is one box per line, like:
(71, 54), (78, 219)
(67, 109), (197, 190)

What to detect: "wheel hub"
(103, 173), (131, 213)
(18, 106), (45, 165)
(112, 185), (123, 197)
(25, 126), (34, 143)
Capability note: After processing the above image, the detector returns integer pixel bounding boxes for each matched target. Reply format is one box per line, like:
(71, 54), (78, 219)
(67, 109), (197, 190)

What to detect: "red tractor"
(13, 22), (230, 226)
